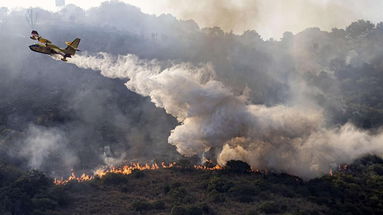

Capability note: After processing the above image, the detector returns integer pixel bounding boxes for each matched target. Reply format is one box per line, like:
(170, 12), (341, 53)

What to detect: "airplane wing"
(30, 30), (52, 44)
(38, 37), (52, 44)
(49, 45), (65, 56)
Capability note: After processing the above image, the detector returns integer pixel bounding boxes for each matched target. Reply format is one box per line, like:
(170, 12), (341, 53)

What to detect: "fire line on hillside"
(54, 161), (224, 185)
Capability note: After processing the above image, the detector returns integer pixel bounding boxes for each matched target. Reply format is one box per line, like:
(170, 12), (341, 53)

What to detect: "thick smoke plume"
(68, 53), (383, 179)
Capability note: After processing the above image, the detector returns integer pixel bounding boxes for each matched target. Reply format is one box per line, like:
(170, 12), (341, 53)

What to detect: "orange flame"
(193, 164), (223, 170)
(54, 161), (279, 185)
(54, 161), (183, 185)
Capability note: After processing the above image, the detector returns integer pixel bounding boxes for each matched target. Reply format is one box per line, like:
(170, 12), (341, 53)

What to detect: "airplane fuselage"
(29, 44), (56, 55)
(29, 43), (70, 61)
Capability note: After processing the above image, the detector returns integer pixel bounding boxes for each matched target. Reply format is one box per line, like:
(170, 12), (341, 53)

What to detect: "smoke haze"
(67, 52), (383, 179)
(17, 125), (77, 172)
(124, 0), (383, 38)
(1, 1), (383, 178)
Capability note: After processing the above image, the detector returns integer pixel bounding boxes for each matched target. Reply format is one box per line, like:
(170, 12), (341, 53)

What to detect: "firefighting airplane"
(28, 30), (80, 61)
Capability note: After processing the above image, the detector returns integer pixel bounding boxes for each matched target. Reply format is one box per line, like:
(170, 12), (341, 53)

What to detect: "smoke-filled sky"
(2, 0), (383, 38)
(1, 0), (383, 179)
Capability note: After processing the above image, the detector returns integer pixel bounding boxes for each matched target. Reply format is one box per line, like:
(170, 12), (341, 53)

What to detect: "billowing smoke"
(67, 52), (383, 179)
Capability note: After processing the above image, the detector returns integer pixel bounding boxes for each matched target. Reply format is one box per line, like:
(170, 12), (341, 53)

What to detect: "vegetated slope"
(1, 156), (383, 215)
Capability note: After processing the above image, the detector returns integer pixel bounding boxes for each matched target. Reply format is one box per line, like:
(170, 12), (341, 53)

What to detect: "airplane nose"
(29, 45), (36, 51)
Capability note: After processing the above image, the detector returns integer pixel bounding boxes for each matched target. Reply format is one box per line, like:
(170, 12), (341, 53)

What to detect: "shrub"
(131, 200), (152, 211)
(132, 169), (145, 178)
(188, 206), (203, 215)
(169, 187), (195, 204)
(371, 164), (383, 175)
(120, 185), (130, 193)
(171, 205), (205, 215)
(208, 191), (226, 203)
(171, 182), (182, 188)
(224, 160), (251, 174)
(246, 210), (259, 215)
(14, 170), (53, 196)
(163, 184), (171, 194)
(101, 173), (129, 185)
(230, 184), (257, 202)
(171, 206), (187, 215)
(32, 197), (58, 210)
(207, 176), (233, 193)
(0, 169), (60, 215)
(270, 184), (296, 198)
(31, 209), (53, 215)
(257, 201), (283, 214)
(49, 186), (70, 206)
(152, 200), (166, 210)
(200, 203), (215, 215)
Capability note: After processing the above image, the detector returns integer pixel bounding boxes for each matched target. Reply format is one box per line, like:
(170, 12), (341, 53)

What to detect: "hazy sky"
(2, 0), (383, 38)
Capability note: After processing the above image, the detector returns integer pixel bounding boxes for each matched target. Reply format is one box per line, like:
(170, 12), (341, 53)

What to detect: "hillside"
(1, 156), (383, 215)
(1, 2), (383, 215)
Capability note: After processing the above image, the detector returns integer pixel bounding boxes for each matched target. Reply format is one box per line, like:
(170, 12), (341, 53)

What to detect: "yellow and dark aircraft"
(29, 30), (80, 61)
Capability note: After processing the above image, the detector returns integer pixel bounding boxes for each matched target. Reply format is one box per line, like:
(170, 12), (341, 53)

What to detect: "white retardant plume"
(68, 53), (383, 179)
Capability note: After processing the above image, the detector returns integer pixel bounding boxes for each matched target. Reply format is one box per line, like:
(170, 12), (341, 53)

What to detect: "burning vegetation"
(1, 156), (383, 215)
(54, 161), (225, 185)
(54, 160), (351, 185)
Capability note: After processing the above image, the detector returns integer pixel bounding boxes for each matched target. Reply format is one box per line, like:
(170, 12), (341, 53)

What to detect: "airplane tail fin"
(64, 38), (80, 55)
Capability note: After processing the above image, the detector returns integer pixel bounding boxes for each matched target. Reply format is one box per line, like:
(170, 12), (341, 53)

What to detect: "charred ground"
(1, 156), (383, 215)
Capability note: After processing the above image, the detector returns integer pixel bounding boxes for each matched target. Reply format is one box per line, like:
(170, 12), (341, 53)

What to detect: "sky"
(2, 0), (383, 39)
